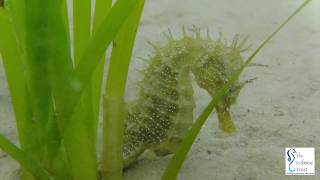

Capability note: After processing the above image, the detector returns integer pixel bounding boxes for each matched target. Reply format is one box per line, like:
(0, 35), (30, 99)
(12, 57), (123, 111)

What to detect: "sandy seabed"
(1, 0), (320, 179)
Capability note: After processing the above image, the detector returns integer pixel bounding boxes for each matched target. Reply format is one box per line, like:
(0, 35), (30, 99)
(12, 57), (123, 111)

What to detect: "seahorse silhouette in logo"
(287, 148), (297, 172)
(122, 28), (251, 167)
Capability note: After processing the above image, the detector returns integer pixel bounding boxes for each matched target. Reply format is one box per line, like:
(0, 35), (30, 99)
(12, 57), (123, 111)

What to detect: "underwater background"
(1, 0), (319, 179)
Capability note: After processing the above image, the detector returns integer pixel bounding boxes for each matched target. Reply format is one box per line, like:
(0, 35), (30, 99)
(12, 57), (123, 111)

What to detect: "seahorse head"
(287, 148), (297, 162)
(190, 33), (248, 107)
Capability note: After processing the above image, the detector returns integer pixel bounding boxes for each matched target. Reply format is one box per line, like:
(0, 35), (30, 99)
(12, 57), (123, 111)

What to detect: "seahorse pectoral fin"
(237, 77), (256, 89)
(215, 105), (236, 133)
(248, 63), (269, 67)
(230, 77), (258, 97)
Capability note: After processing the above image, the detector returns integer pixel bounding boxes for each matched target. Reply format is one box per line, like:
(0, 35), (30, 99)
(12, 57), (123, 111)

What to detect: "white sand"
(1, 0), (320, 179)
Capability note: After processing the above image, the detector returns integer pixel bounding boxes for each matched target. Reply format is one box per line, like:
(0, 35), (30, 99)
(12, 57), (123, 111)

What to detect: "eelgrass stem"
(0, 134), (51, 180)
(101, 1), (145, 179)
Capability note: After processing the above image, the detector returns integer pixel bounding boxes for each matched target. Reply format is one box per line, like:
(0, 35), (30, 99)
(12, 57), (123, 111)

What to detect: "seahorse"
(123, 28), (250, 167)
